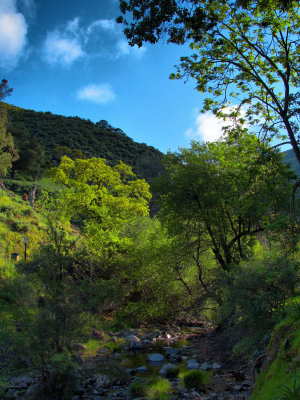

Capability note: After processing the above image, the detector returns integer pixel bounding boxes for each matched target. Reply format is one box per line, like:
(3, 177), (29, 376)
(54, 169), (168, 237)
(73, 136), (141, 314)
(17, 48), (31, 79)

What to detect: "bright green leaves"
(44, 156), (152, 257)
(155, 133), (294, 271)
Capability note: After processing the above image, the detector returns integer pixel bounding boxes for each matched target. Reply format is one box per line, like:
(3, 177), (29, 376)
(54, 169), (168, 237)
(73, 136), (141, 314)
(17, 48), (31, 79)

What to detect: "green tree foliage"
(6, 104), (164, 182)
(0, 110), (18, 189)
(0, 79), (12, 101)
(154, 133), (294, 277)
(46, 156), (151, 255)
(119, 0), (300, 165)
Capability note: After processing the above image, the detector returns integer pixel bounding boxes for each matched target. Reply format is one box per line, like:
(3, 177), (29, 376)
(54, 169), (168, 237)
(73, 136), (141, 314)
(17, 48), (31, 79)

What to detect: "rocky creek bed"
(4, 322), (253, 400)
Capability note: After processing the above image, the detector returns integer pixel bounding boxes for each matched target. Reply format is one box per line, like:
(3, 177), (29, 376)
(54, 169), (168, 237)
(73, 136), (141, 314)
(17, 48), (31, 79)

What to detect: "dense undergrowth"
(0, 131), (299, 399)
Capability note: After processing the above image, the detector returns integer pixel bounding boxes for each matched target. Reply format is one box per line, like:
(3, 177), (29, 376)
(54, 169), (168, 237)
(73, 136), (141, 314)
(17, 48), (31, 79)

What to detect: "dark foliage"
(5, 104), (164, 182)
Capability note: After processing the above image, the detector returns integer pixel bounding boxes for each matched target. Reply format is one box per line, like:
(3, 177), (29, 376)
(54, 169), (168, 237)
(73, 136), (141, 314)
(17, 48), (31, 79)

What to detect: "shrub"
(146, 378), (172, 400)
(43, 351), (78, 399)
(277, 377), (300, 400)
(98, 361), (130, 384)
(183, 370), (210, 391)
(130, 380), (147, 398)
(165, 365), (180, 378)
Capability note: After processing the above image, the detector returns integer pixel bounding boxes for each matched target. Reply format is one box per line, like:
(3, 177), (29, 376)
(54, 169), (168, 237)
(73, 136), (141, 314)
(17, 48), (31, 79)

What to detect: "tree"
(0, 106), (18, 194)
(118, 0), (300, 165)
(154, 133), (294, 276)
(0, 79), (13, 101)
(46, 156), (152, 261)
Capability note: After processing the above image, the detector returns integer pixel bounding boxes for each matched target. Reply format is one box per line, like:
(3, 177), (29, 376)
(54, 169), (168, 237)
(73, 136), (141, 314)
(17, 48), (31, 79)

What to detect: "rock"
(200, 362), (211, 370)
(187, 361), (200, 370)
(24, 384), (40, 399)
(147, 353), (164, 363)
(159, 363), (178, 375)
(92, 328), (105, 340)
(164, 347), (181, 357)
(71, 342), (88, 352)
(10, 376), (33, 388)
(5, 388), (20, 399)
(212, 362), (221, 370)
(234, 384), (243, 391)
(137, 366), (147, 372)
(96, 374), (118, 389)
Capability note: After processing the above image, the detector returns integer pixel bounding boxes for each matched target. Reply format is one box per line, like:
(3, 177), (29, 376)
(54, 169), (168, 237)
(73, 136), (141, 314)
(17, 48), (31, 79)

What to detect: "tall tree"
(154, 133), (294, 274)
(0, 80), (18, 194)
(0, 79), (13, 101)
(45, 156), (152, 262)
(118, 0), (300, 164)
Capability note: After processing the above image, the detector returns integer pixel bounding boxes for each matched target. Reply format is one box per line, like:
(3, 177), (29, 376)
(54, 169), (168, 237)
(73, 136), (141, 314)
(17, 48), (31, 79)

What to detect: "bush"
(277, 377), (300, 400)
(183, 370), (210, 391)
(222, 253), (299, 335)
(43, 351), (78, 399)
(146, 378), (172, 400)
(130, 380), (147, 398)
(164, 365), (179, 378)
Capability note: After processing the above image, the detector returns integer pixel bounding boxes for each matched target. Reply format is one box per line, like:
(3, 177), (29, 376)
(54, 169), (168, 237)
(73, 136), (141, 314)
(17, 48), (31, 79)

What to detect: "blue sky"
(0, 0), (233, 154)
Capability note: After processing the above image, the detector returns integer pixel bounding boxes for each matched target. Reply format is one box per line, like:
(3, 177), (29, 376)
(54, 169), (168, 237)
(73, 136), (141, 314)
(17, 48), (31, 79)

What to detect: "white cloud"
(87, 19), (119, 35)
(185, 107), (246, 143)
(0, 0), (28, 69)
(42, 16), (146, 67)
(77, 84), (116, 104)
(43, 31), (84, 66)
(117, 39), (146, 58)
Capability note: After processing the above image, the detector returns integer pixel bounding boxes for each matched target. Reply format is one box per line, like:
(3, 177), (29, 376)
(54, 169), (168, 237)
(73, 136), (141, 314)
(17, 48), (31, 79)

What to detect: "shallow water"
(121, 338), (190, 378)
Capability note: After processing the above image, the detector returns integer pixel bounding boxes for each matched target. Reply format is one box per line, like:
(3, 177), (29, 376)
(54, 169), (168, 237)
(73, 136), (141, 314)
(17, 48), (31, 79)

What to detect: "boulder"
(159, 363), (178, 375)
(187, 361), (200, 370)
(164, 347), (181, 357)
(96, 374), (117, 389)
(137, 366), (147, 372)
(147, 353), (164, 363)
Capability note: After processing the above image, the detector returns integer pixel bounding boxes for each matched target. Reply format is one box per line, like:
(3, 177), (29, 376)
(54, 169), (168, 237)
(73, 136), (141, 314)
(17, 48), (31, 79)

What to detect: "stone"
(10, 376), (33, 388)
(164, 347), (181, 356)
(24, 384), (40, 399)
(92, 328), (105, 340)
(159, 363), (178, 375)
(71, 343), (88, 352)
(137, 366), (147, 372)
(147, 353), (164, 363)
(212, 362), (221, 370)
(200, 362), (211, 370)
(187, 361), (200, 370)
(96, 374), (117, 389)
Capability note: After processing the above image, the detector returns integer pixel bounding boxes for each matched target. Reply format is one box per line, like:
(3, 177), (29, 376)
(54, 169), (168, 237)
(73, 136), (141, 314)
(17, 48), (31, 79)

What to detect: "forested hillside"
(4, 103), (164, 182)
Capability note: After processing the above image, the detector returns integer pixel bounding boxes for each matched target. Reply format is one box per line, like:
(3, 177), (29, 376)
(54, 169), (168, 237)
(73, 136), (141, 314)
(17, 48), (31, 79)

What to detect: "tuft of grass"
(277, 378), (300, 400)
(130, 380), (147, 398)
(183, 370), (210, 391)
(146, 377), (172, 400)
(130, 377), (172, 400)
(164, 365), (180, 378)
(98, 361), (130, 384)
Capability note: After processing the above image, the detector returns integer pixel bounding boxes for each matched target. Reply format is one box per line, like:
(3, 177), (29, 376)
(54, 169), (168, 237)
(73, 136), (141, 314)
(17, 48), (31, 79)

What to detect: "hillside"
(5, 103), (165, 182)
(282, 149), (300, 177)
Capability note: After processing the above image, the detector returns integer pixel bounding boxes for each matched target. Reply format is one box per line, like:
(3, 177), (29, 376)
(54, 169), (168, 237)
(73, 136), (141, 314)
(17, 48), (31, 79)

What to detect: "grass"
(0, 193), (45, 265)
(130, 377), (172, 399)
(250, 304), (300, 400)
(164, 365), (180, 378)
(183, 370), (210, 391)
(146, 378), (172, 400)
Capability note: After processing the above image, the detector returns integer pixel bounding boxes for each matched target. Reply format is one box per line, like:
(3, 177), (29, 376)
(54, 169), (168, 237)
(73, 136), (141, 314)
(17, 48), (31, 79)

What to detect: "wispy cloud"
(86, 18), (119, 35)
(77, 84), (116, 104)
(0, 0), (28, 69)
(42, 16), (146, 67)
(43, 31), (84, 66)
(117, 39), (146, 58)
(185, 107), (246, 143)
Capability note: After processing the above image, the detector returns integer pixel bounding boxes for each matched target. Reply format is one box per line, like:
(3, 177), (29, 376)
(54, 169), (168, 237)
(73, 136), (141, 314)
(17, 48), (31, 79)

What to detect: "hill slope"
(5, 104), (165, 182)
